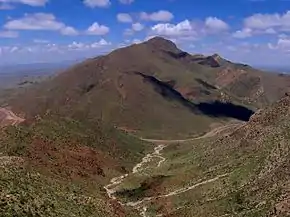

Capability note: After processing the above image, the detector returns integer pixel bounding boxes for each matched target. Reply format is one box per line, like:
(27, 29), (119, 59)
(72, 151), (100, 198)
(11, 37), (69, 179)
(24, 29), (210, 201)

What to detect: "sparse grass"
(114, 107), (290, 217)
(0, 116), (151, 217)
(0, 167), (114, 217)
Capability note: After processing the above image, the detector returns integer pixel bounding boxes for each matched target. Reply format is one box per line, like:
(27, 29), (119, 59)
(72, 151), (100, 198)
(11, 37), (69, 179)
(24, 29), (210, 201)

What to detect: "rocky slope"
(0, 116), (151, 217)
(2, 37), (290, 216)
(7, 37), (273, 138)
(111, 93), (290, 216)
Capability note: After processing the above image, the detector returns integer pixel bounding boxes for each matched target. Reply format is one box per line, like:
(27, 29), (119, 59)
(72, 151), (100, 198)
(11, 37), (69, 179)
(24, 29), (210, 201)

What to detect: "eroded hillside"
(2, 37), (290, 217)
(107, 94), (290, 216)
(7, 37), (267, 139)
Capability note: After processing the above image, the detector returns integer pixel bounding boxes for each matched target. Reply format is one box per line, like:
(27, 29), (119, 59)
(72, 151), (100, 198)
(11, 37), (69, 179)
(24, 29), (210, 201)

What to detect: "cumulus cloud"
(242, 11), (290, 34)
(132, 38), (142, 44)
(0, 30), (18, 38)
(66, 39), (112, 50)
(232, 28), (252, 38)
(150, 17), (228, 41)
(86, 22), (110, 35)
(229, 11), (290, 39)
(60, 26), (79, 36)
(268, 38), (290, 51)
(0, 0), (48, 6)
(4, 13), (63, 30)
(205, 17), (229, 32)
(277, 39), (290, 49)
(117, 13), (133, 23)
(1, 39), (112, 54)
(4, 13), (79, 36)
(0, 39), (114, 64)
(233, 28), (278, 39)
(91, 38), (111, 48)
(140, 10), (174, 22)
(244, 12), (287, 29)
(68, 42), (87, 50)
(83, 0), (111, 8)
(151, 20), (194, 37)
(132, 23), (144, 31)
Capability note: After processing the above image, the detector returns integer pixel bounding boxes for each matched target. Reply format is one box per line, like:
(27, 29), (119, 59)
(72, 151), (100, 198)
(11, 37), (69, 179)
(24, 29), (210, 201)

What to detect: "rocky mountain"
(1, 36), (290, 217)
(190, 52), (290, 107)
(9, 37), (286, 138)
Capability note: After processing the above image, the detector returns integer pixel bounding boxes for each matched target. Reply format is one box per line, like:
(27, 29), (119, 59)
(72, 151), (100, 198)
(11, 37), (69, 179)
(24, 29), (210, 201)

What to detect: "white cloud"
(83, 0), (111, 8)
(9, 46), (19, 53)
(150, 17), (229, 42)
(151, 20), (195, 37)
(91, 39), (111, 48)
(277, 38), (290, 49)
(132, 38), (142, 44)
(118, 0), (134, 4)
(60, 26), (79, 36)
(205, 17), (229, 32)
(86, 22), (110, 35)
(232, 28), (252, 39)
(232, 27), (277, 39)
(244, 11), (290, 32)
(0, 30), (18, 38)
(117, 13), (133, 23)
(132, 23), (144, 31)
(4, 13), (79, 36)
(0, 0), (48, 6)
(68, 42), (87, 50)
(4, 13), (64, 30)
(268, 37), (290, 51)
(140, 10), (174, 22)
(0, 40), (114, 64)
(68, 39), (112, 50)
(232, 11), (290, 39)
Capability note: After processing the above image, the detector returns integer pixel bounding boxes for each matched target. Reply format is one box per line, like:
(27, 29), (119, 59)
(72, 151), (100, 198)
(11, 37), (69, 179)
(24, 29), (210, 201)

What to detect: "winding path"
(104, 123), (238, 216)
(104, 144), (167, 207)
(140, 122), (243, 144)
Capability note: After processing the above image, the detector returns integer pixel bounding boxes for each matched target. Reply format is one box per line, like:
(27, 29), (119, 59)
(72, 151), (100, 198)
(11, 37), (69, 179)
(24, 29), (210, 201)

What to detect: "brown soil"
(216, 67), (247, 88)
(26, 138), (118, 180)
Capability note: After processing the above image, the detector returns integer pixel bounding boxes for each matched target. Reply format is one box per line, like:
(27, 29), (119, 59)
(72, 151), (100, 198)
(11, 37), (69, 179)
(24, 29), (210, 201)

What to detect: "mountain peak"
(211, 53), (223, 61)
(145, 36), (179, 52)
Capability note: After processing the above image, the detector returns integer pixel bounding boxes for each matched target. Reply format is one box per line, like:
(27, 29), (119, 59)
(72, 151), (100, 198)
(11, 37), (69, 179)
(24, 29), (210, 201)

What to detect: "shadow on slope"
(132, 71), (254, 121)
(196, 101), (254, 121)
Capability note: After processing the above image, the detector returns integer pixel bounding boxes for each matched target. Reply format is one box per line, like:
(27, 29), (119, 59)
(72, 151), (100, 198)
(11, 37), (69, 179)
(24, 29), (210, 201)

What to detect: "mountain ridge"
(2, 37), (290, 217)
(6, 37), (290, 138)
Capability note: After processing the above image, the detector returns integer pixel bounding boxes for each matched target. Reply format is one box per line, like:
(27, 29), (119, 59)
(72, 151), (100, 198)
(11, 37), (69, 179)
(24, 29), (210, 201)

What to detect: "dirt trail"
(104, 123), (240, 217)
(132, 144), (166, 174)
(0, 108), (25, 126)
(125, 173), (229, 210)
(104, 144), (167, 204)
(140, 122), (243, 144)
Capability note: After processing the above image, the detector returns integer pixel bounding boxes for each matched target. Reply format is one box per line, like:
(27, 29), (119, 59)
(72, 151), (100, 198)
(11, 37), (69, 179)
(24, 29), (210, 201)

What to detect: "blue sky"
(0, 0), (290, 66)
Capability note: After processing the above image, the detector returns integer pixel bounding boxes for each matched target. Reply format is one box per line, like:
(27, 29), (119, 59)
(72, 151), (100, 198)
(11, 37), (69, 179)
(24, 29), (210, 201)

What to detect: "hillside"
(0, 115), (152, 217)
(107, 93), (290, 217)
(2, 37), (290, 217)
(7, 37), (266, 139)
(189, 53), (290, 107)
